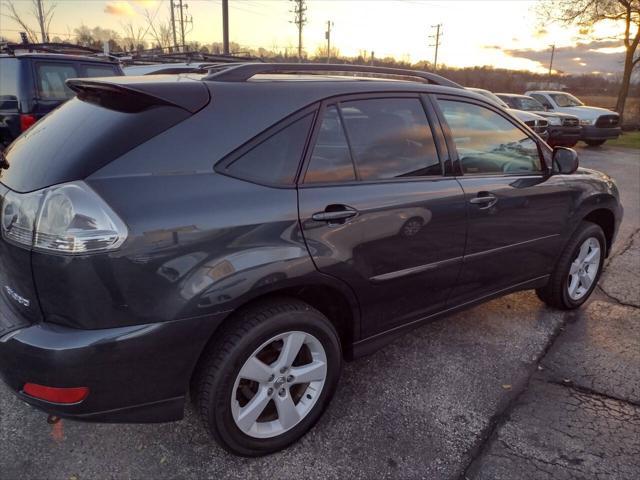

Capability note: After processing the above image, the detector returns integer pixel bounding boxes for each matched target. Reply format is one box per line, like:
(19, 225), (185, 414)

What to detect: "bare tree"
(143, 8), (173, 49)
(540, 0), (640, 122)
(1, 0), (56, 43)
(121, 22), (147, 52)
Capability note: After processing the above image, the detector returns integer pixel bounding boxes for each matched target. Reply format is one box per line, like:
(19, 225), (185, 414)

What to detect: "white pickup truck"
(525, 90), (621, 146)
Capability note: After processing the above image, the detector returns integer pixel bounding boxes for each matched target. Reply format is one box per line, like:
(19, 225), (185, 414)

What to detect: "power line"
(428, 23), (442, 70)
(290, 0), (307, 62)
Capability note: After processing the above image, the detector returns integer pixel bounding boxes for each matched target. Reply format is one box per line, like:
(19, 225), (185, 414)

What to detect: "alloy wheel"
(567, 236), (601, 300)
(231, 331), (328, 439)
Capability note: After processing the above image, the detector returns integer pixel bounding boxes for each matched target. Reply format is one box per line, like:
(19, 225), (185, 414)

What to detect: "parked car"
(0, 63), (622, 456)
(466, 87), (549, 140)
(496, 93), (581, 147)
(0, 45), (124, 149)
(525, 90), (621, 146)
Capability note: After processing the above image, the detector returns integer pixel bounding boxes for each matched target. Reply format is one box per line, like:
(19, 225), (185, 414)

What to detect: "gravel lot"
(1, 144), (638, 480)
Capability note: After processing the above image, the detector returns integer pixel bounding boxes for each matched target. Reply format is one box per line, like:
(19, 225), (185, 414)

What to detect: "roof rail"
(1, 42), (120, 61)
(203, 63), (461, 88)
(118, 48), (261, 66)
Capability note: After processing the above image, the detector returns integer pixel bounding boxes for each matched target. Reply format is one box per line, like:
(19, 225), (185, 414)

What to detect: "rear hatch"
(0, 75), (210, 334)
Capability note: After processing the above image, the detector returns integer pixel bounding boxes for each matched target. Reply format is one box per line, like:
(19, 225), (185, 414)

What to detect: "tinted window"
(82, 64), (119, 78)
(227, 114), (313, 185)
(438, 100), (542, 175)
(341, 98), (440, 180)
(530, 94), (553, 110)
(36, 63), (78, 100)
(305, 106), (356, 184)
(0, 58), (19, 110)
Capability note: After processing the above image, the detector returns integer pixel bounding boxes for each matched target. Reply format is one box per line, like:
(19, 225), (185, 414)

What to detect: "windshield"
(550, 93), (584, 107)
(516, 97), (545, 112)
(482, 91), (509, 109)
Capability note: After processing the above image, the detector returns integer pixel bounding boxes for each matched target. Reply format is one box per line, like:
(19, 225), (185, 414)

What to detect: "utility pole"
(35, 0), (46, 42)
(169, 0), (178, 50)
(178, 0), (186, 48)
(222, 0), (230, 55)
(370, 50), (374, 66)
(290, 0), (307, 62)
(548, 44), (556, 77)
(429, 23), (442, 70)
(325, 20), (333, 63)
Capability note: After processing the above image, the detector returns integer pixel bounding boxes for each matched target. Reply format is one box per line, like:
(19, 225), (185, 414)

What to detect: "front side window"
(438, 99), (542, 175)
(549, 93), (583, 107)
(341, 98), (441, 180)
(36, 63), (78, 100)
(226, 113), (313, 185)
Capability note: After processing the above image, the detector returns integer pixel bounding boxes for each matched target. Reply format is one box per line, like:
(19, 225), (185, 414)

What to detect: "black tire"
(585, 139), (606, 147)
(536, 222), (606, 310)
(196, 298), (342, 456)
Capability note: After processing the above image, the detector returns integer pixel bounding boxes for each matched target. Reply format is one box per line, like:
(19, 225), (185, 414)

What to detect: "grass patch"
(606, 131), (640, 149)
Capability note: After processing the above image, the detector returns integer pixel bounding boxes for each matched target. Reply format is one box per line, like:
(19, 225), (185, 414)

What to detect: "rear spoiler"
(66, 78), (210, 113)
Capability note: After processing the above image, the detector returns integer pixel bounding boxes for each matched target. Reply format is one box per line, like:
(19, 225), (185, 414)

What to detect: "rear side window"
(225, 114), (314, 185)
(340, 98), (440, 180)
(82, 64), (119, 78)
(438, 99), (542, 175)
(305, 106), (356, 184)
(0, 58), (19, 110)
(36, 62), (78, 100)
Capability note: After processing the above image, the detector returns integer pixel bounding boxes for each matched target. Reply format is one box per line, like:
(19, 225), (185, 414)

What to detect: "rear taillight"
(20, 114), (37, 132)
(23, 383), (89, 404)
(1, 181), (127, 254)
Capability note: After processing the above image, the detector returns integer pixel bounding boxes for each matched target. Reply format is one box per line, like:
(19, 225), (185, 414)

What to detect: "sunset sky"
(0, 0), (628, 75)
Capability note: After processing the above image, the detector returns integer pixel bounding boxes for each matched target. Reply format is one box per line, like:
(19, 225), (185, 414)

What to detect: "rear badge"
(4, 286), (30, 307)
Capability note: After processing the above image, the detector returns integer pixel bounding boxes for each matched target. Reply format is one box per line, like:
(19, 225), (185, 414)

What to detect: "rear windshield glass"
(83, 64), (119, 77)
(1, 97), (190, 192)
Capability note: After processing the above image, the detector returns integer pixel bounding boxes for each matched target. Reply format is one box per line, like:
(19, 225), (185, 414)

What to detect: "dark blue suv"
(0, 63), (622, 456)
(0, 48), (123, 149)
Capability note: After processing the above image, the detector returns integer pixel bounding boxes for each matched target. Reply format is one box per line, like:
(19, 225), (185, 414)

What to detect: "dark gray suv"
(0, 64), (622, 456)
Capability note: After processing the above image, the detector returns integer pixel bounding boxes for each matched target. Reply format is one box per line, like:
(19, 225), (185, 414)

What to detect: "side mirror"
(553, 147), (579, 174)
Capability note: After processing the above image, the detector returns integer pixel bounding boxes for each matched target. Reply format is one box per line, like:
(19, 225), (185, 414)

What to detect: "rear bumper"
(0, 313), (227, 423)
(580, 126), (621, 141)
(547, 126), (581, 146)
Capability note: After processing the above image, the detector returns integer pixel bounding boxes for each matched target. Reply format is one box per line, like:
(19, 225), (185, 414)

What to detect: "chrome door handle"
(469, 194), (498, 208)
(312, 205), (358, 223)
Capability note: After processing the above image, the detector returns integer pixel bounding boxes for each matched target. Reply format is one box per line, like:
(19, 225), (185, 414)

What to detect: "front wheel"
(585, 139), (606, 147)
(536, 222), (606, 309)
(196, 298), (342, 456)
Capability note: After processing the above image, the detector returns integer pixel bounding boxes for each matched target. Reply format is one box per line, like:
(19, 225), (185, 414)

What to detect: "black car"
(0, 64), (622, 456)
(496, 93), (582, 147)
(0, 48), (123, 149)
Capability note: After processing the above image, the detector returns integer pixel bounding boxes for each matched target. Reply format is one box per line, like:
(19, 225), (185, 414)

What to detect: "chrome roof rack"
(203, 63), (462, 89)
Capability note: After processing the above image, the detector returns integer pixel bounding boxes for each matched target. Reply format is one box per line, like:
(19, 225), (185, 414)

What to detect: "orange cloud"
(104, 1), (135, 16)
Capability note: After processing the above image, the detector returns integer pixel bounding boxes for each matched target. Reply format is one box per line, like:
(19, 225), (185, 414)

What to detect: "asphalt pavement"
(0, 144), (638, 480)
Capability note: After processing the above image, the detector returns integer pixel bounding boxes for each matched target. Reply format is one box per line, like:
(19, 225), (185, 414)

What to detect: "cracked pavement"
(0, 145), (638, 479)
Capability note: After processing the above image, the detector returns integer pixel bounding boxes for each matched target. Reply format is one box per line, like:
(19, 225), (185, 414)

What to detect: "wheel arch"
(188, 277), (361, 399)
(583, 208), (616, 255)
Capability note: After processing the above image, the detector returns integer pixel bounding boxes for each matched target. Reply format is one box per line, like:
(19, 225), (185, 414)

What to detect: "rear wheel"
(196, 298), (342, 456)
(536, 222), (606, 309)
(585, 139), (606, 147)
